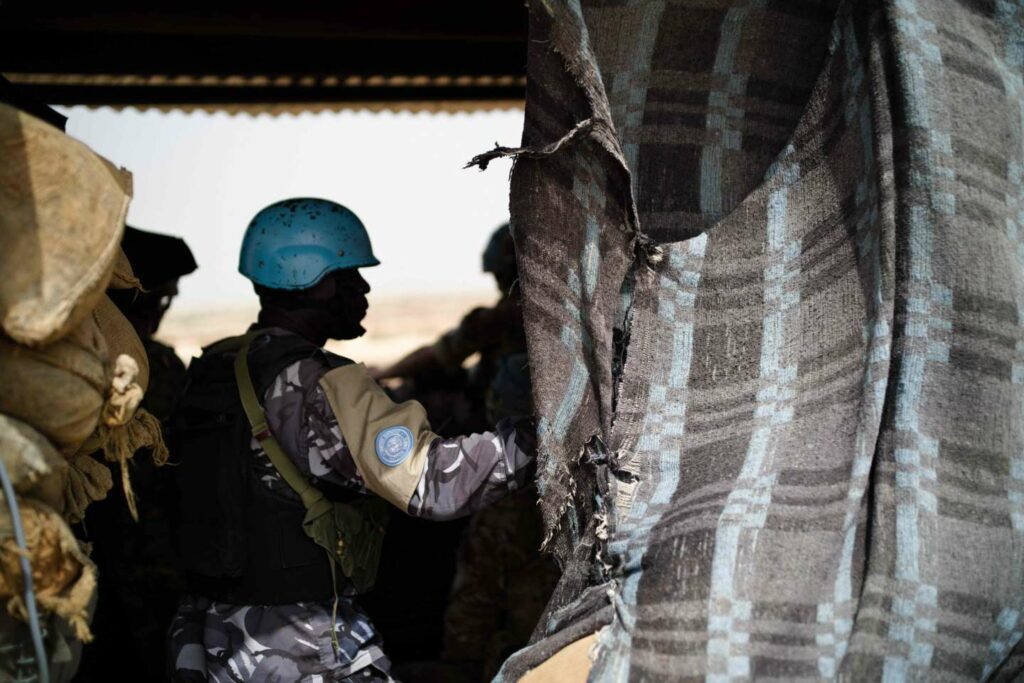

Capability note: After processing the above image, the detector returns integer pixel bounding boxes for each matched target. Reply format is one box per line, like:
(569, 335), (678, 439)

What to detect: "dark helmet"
(121, 226), (197, 289)
(482, 223), (516, 278)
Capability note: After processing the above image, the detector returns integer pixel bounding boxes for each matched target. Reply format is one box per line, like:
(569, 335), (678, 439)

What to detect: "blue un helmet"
(238, 198), (380, 290)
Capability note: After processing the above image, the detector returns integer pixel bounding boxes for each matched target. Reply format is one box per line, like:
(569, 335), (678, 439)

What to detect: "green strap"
(233, 334), (326, 512)
(232, 332), (342, 653)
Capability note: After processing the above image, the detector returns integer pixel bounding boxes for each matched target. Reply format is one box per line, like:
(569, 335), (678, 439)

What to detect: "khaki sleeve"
(318, 364), (437, 509)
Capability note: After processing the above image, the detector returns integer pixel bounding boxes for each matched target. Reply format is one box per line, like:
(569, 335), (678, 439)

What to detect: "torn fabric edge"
(468, 0), (662, 678)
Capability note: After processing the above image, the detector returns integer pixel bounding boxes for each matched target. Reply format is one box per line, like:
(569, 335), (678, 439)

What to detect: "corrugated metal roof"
(0, 2), (529, 113)
(2, 72), (526, 114)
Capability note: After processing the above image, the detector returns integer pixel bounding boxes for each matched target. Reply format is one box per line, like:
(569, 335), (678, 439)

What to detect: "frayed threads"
(635, 234), (665, 270)
(96, 409), (168, 521)
(69, 407), (169, 522)
(465, 118), (596, 171)
(539, 474), (577, 554)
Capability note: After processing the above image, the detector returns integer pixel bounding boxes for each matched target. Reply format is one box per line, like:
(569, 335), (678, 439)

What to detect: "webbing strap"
(232, 332), (342, 653)
(233, 333), (325, 511)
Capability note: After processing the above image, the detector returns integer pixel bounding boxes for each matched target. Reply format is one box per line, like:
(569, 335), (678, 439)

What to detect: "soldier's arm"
(317, 363), (536, 521)
(407, 417), (535, 521)
(263, 356), (367, 493)
(371, 305), (502, 380)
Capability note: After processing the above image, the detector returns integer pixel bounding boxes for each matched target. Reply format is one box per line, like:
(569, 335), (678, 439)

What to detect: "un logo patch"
(375, 426), (414, 467)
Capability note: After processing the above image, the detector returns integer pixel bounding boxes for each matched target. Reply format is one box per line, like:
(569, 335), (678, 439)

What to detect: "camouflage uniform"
(170, 596), (390, 682)
(169, 329), (535, 682)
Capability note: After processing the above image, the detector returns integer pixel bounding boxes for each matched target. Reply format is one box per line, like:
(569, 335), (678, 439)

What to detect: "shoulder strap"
(234, 334), (354, 653)
(232, 333), (326, 512)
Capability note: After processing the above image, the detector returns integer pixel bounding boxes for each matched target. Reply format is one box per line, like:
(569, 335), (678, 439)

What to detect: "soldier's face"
(494, 268), (518, 297)
(322, 269), (370, 340)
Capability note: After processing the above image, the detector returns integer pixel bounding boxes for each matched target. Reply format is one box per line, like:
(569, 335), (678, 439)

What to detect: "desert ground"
(157, 289), (498, 369)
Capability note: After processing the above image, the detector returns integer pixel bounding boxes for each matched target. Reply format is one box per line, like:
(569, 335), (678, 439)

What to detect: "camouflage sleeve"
(406, 417), (536, 521)
(265, 357), (536, 515)
(262, 356), (366, 494)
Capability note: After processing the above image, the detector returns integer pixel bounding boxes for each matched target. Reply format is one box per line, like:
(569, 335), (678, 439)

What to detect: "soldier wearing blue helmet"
(167, 199), (537, 682)
(238, 198), (381, 289)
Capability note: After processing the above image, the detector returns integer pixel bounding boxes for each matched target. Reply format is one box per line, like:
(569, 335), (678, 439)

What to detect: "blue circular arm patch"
(375, 426), (415, 467)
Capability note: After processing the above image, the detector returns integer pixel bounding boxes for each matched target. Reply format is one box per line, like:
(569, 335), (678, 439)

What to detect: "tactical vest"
(171, 330), (385, 604)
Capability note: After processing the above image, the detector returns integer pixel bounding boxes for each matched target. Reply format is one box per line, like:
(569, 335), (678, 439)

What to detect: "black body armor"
(171, 331), (347, 604)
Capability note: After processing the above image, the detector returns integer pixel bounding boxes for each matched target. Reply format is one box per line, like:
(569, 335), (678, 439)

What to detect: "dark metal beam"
(0, 2), (528, 107)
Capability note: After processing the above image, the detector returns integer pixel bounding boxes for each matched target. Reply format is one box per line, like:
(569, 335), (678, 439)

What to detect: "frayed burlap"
(92, 408), (167, 522)
(71, 399), (167, 523)
(54, 350), (161, 525)
(91, 295), (149, 393)
(63, 453), (113, 526)
(0, 498), (96, 642)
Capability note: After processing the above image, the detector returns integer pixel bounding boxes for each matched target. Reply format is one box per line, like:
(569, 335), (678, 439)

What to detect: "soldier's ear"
(306, 275), (338, 301)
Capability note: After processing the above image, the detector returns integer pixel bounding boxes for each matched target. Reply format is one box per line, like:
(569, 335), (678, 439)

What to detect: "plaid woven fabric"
(476, 0), (1024, 679)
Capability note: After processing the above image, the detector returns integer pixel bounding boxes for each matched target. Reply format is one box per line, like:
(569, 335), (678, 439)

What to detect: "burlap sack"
(0, 498), (97, 642)
(62, 453), (113, 526)
(68, 399), (167, 524)
(0, 316), (110, 453)
(0, 104), (133, 347)
(91, 295), (149, 393)
(107, 248), (142, 291)
(0, 415), (68, 514)
(66, 325), (164, 521)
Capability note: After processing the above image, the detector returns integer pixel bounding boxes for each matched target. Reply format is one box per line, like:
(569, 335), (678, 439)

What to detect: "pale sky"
(60, 106), (524, 310)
